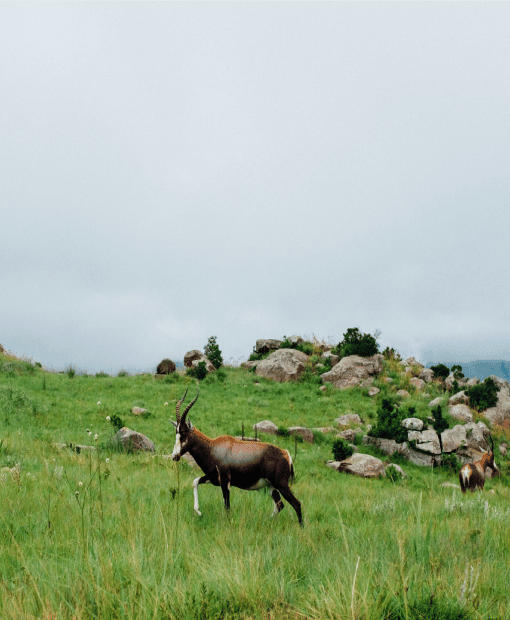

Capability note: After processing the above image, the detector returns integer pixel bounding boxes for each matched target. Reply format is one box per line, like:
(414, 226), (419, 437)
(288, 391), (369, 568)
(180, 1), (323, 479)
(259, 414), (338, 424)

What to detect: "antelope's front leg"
(193, 476), (209, 516)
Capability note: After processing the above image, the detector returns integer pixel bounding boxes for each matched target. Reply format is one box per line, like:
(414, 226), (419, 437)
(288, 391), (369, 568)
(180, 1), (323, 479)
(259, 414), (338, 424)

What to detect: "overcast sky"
(2, 2), (510, 373)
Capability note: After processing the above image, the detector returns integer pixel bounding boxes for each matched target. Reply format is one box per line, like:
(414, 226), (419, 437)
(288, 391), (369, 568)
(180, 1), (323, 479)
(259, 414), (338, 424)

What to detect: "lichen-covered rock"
(289, 426), (314, 444)
(402, 418), (423, 431)
(335, 413), (363, 427)
(255, 349), (309, 383)
(113, 428), (155, 452)
(448, 404), (474, 423)
(184, 350), (204, 367)
(329, 453), (386, 478)
(255, 339), (282, 354)
(448, 391), (469, 406)
(321, 354), (383, 389)
(252, 420), (278, 435)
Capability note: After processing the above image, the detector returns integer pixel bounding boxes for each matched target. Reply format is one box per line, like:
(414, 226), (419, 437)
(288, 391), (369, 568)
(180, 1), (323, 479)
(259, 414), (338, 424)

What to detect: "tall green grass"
(0, 360), (509, 619)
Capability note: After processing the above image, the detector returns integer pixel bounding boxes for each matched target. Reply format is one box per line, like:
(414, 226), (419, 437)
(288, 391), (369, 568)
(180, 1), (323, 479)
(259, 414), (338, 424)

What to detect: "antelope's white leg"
(193, 477), (202, 515)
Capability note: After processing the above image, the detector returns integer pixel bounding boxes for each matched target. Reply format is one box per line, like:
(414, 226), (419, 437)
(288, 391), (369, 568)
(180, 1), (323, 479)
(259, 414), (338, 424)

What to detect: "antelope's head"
(171, 389), (198, 461)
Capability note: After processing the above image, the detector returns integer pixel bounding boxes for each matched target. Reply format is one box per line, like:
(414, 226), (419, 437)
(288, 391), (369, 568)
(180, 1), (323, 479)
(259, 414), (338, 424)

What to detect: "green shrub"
(332, 438), (354, 461)
(66, 365), (77, 379)
(439, 452), (460, 473)
(204, 336), (223, 369)
(186, 361), (208, 380)
(383, 347), (401, 361)
(430, 363), (450, 381)
(369, 399), (407, 443)
(333, 327), (379, 358)
(279, 336), (314, 356)
(451, 364), (464, 380)
(431, 405), (449, 452)
(108, 414), (124, 432)
(465, 377), (499, 411)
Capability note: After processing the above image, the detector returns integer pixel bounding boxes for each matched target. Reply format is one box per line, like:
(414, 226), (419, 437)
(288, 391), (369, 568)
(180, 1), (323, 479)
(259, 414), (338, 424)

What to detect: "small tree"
(431, 405), (448, 453)
(204, 336), (223, 370)
(334, 327), (379, 358)
(430, 363), (450, 381)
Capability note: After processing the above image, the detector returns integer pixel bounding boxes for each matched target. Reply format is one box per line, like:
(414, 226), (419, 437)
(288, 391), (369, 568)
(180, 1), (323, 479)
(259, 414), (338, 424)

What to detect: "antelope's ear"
(188, 419), (194, 431)
(170, 420), (178, 429)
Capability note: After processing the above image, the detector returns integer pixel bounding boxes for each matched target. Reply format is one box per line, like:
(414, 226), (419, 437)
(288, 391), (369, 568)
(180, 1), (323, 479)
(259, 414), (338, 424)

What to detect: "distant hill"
(426, 360), (510, 383)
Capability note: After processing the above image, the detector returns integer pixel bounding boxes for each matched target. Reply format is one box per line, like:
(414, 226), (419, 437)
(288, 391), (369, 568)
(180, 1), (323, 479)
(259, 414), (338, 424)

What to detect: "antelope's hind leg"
(269, 486), (285, 517)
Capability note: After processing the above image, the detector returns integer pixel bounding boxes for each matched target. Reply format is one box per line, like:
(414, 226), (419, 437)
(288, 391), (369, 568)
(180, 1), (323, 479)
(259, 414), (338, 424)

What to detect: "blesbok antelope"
(170, 389), (303, 526)
(459, 432), (500, 493)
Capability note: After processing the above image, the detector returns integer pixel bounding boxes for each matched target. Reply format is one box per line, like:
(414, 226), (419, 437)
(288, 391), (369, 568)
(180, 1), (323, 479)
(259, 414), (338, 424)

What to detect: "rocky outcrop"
(402, 418), (423, 431)
(184, 350), (203, 367)
(156, 358), (176, 375)
(419, 368), (434, 383)
(448, 391), (469, 406)
(483, 378), (510, 425)
(321, 354), (383, 389)
(255, 339), (282, 354)
(255, 349), (309, 383)
(113, 428), (155, 452)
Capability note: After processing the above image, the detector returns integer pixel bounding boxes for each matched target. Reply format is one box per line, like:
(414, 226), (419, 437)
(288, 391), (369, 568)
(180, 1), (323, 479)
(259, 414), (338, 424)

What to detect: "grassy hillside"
(1, 353), (510, 620)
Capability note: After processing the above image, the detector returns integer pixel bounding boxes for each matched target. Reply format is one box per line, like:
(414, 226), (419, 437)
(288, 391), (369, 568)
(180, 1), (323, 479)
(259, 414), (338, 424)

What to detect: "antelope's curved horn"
(181, 389), (199, 425)
(170, 420), (178, 429)
(176, 389), (189, 423)
(486, 432), (494, 453)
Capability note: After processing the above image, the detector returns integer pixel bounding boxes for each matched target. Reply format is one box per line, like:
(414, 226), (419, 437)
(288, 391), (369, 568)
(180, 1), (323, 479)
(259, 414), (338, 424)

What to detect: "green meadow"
(1, 354), (510, 620)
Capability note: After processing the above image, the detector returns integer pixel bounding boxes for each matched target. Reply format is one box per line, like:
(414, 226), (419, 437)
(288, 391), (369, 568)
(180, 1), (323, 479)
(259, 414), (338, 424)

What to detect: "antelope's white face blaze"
(171, 432), (182, 461)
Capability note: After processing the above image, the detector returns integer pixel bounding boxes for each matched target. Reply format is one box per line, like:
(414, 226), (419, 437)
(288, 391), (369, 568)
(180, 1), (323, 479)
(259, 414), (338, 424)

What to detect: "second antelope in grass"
(170, 389), (303, 526)
(459, 432), (500, 493)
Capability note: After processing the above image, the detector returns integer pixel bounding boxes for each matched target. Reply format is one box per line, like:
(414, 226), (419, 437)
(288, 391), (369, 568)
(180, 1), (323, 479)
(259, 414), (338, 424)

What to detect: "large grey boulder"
(402, 418), (423, 431)
(113, 428), (155, 452)
(448, 391), (469, 406)
(192, 357), (215, 373)
(419, 368), (434, 383)
(321, 354), (384, 389)
(327, 453), (386, 478)
(184, 350), (204, 367)
(483, 378), (510, 425)
(255, 349), (309, 383)
(448, 404), (474, 423)
(255, 339), (282, 354)
(428, 397), (444, 408)
(405, 357), (424, 369)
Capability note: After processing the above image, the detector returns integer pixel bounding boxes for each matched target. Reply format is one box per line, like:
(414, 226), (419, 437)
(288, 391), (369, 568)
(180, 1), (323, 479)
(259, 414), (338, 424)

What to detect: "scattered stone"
(442, 482), (461, 490)
(113, 428), (155, 453)
(402, 418), (424, 431)
(335, 413), (363, 427)
(410, 377), (425, 390)
(336, 429), (357, 442)
(499, 444), (508, 457)
(396, 390), (411, 398)
(252, 420), (278, 435)
(428, 397), (443, 408)
(319, 385), (327, 392)
(383, 377), (394, 383)
(368, 387), (380, 397)
(386, 463), (407, 478)
(405, 357), (424, 369)
(241, 360), (259, 370)
(322, 351), (339, 367)
(289, 426), (314, 444)
(132, 407), (148, 416)
(407, 429), (441, 454)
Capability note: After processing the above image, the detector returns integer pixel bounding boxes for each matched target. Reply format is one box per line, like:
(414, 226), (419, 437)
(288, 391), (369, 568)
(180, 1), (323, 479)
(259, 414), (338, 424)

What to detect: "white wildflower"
(97, 401), (101, 405)
(106, 416), (111, 421)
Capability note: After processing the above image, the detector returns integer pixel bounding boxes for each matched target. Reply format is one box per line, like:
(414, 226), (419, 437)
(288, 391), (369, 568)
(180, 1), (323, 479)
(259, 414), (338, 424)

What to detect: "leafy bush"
(430, 363), (449, 381)
(333, 327), (379, 358)
(465, 377), (499, 411)
(186, 361), (208, 380)
(279, 336), (314, 356)
(369, 399), (407, 443)
(204, 336), (223, 369)
(451, 364), (464, 380)
(439, 452), (460, 472)
(332, 438), (354, 461)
